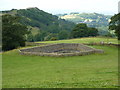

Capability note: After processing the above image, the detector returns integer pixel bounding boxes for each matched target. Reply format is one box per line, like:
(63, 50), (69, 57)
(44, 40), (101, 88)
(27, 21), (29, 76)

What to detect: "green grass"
(36, 37), (119, 44)
(2, 45), (118, 88)
(27, 26), (40, 36)
(31, 27), (40, 36)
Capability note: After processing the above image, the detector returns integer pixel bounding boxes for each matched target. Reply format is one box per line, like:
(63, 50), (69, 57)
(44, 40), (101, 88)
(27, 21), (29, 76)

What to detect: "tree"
(27, 33), (34, 42)
(34, 30), (48, 41)
(109, 13), (120, 40)
(87, 27), (98, 37)
(2, 14), (29, 51)
(71, 23), (99, 38)
(71, 23), (88, 38)
(58, 30), (69, 40)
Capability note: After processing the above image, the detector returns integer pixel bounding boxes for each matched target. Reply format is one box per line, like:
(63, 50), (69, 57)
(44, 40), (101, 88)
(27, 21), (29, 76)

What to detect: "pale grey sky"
(0, 0), (119, 15)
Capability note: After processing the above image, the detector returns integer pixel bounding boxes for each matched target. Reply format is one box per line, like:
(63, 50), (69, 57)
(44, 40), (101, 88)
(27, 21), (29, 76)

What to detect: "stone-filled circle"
(19, 43), (104, 57)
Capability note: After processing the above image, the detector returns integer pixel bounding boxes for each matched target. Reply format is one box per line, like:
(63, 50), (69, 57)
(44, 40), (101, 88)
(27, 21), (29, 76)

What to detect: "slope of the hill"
(57, 13), (112, 35)
(57, 13), (111, 27)
(2, 7), (75, 34)
(36, 37), (118, 44)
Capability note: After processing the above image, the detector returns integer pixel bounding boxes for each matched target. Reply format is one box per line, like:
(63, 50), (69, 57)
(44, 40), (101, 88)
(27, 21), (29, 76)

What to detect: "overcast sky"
(0, 0), (119, 15)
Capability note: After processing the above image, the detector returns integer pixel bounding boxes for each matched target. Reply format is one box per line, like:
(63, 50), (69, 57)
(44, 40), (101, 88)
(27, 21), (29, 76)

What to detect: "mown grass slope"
(36, 37), (119, 44)
(2, 37), (118, 88)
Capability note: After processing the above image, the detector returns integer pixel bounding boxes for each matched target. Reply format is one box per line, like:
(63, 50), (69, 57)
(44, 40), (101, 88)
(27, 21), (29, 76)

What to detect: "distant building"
(118, 1), (120, 13)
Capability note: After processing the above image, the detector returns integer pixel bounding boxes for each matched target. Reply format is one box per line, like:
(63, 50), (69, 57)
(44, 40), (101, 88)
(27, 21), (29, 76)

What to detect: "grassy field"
(36, 37), (119, 44)
(2, 37), (119, 88)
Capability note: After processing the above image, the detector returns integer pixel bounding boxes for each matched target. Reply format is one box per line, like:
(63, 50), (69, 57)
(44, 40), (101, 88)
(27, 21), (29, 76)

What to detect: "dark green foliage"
(15, 7), (75, 33)
(27, 33), (34, 42)
(2, 14), (29, 51)
(87, 27), (98, 36)
(58, 30), (69, 40)
(71, 23), (88, 38)
(109, 13), (120, 40)
(34, 30), (48, 41)
(71, 23), (98, 38)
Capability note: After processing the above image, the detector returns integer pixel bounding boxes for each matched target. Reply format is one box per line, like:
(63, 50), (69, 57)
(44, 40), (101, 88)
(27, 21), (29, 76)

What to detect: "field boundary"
(83, 42), (120, 47)
(26, 42), (120, 47)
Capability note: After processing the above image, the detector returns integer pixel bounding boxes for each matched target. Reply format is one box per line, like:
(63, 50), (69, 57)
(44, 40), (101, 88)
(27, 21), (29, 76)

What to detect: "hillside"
(2, 8), (114, 41)
(36, 37), (118, 44)
(2, 7), (75, 34)
(57, 13), (111, 27)
(57, 13), (112, 36)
